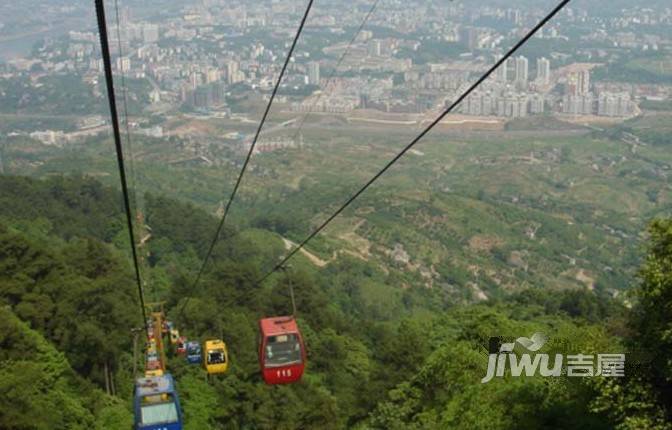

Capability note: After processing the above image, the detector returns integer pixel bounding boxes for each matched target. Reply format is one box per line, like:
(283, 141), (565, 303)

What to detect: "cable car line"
(95, 0), (149, 339)
(280, 265), (297, 317)
(258, 0), (572, 285)
(112, 0), (158, 305)
(112, 0), (140, 215)
(289, 0), (380, 143)
(113, 0), (164, 308)
(182, 0), (315, 312)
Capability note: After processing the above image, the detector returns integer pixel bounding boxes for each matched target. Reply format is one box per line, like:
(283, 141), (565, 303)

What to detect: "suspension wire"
(258, 0), (572, 284)
(280, 265), (297, 317)
(112, 0), (139, 215)
(95, 0), (149, 338)
(289, 0), (380, 143)
(177, 0), (315, 319)
(111, 0), (156, 305)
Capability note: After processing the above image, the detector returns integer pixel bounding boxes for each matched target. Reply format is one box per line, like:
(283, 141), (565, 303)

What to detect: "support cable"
(258, 0), (572, 284)
(289, 0), (380, 143)
(178, 0), (315, 320)
(95, 0), (149, 338)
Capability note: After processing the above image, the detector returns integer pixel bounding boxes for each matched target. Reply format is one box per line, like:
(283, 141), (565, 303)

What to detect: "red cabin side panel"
(262, 362), (305, 384)
(259, 317), (306, 384)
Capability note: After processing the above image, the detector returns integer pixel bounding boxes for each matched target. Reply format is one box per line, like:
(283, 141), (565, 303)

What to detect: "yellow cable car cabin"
(170, 328), (180, 345)
(203, 339), (228, 374)
(147, 340), (158, 355)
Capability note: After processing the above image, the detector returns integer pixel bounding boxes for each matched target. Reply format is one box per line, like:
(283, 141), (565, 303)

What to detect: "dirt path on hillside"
(282, 238), (328, 267)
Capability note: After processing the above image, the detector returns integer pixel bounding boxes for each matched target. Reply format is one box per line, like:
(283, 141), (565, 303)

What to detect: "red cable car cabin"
(258, 317), (306, 384)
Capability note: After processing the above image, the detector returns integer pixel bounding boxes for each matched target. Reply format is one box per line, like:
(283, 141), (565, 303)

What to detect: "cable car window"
(187, 344), (201, 354)
(140, 397), (178, 425)
(207, 349), (226, 364)
(264, 333), (302, 367)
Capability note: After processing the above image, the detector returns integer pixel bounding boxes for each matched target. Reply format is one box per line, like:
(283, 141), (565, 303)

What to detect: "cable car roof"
(135, 375), (175, 396)
(204, 339), (226, 348)
(260, 316), (299, 336)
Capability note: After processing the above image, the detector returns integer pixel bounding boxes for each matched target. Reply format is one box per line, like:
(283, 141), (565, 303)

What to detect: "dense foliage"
(0, 174), (670, 429)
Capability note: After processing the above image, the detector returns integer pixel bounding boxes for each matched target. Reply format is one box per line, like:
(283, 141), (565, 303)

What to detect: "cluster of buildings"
(459, 89), (546, 118)
(562, 70), (635, 117)
(1, 0), (670, 135)
(22, 115), (108, 146)
(457, 55), (553, 118)
(250, 136), (304, 154)
(292, 94), (359, 114)
(456, 56), (636, 119)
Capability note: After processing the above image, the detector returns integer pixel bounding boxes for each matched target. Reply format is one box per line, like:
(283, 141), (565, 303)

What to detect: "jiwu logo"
(481, 332), (624, 383)
(482, 332), (562, 383)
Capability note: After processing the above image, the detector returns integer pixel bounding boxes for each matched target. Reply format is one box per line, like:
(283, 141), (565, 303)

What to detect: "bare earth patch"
(468, 235), (503, 253)
(575, 269), (596, 290)
(282, 238), (328, 267)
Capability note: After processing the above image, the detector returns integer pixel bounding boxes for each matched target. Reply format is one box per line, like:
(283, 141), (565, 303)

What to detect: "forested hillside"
(0, 175), (670, 429)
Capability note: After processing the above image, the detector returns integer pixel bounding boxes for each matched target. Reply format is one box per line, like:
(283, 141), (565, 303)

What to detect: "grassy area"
(640, 99), (672, 111)
(625, 56), (672, 78)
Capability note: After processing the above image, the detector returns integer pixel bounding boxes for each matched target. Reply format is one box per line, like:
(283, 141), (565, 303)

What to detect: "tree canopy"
(0, 174), (670, 428)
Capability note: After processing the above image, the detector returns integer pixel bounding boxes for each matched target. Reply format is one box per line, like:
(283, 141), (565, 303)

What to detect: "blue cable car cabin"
(186, 341), (202, 364)
(134, 374), (183, 430)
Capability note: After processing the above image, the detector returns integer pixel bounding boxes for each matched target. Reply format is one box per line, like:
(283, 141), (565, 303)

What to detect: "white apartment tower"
(578, 70), (590, 95)
(514, 55), (529, 85)
(496, 57), (509, 82)
(308, 62), (320, 85)
(536, 57), (551, 85)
